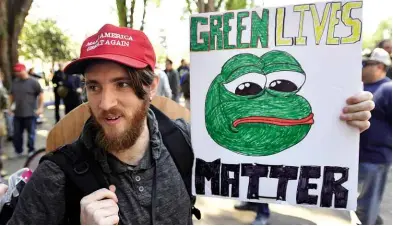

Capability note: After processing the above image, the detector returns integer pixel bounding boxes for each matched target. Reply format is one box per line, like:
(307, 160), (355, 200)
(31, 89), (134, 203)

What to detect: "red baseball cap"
(64, 24), (156, 74)
(13, 63), (26, 72)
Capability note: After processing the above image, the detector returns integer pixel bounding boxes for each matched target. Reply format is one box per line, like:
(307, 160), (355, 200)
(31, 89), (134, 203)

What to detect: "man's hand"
(0, 184), (8, 197)
(35, 107), (44, 116)
(80, 185), (119, 225)
(340, 91), (375, 133)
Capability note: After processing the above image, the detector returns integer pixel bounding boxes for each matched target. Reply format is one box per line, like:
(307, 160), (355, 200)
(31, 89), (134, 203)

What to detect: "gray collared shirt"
(7, 109), (192, 225)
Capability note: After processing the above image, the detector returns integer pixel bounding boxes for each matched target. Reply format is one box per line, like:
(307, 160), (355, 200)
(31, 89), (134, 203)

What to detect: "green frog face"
(205, 50), (314, 156)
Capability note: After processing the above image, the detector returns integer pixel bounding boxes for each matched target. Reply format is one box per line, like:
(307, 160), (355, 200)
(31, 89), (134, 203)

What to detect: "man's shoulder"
(374, 81), (392, 102)
(28, 157), (67, 188)
(380, 81), (392, 91)
(173, 118), (191, 144)
(26, 77), (41, 86)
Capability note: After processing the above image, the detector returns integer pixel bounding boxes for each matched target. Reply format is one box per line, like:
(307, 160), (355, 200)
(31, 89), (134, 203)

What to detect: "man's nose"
(98, 88), (117, 111)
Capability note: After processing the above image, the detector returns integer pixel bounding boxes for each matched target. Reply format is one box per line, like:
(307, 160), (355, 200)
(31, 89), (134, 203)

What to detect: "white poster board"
(190, 0), (363, 210)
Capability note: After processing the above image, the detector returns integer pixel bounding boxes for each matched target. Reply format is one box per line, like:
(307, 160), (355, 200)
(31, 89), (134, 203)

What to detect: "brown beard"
(89, 99), (150, 153)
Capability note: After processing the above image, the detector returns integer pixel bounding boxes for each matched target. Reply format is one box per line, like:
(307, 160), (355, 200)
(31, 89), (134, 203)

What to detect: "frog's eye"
(223, 73), (266, 96)
(265, 71), (305, 93)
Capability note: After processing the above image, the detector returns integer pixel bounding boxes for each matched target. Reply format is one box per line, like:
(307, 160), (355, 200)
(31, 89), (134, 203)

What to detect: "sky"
(26, 0), (392, 66)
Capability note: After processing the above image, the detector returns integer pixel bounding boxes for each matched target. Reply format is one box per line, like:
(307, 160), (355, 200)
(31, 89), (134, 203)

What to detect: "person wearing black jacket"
(164, 59), (180, 103)
(62, 73), (83, 114)
(181, 72), (190, 109)
(52, 64), (66, 122)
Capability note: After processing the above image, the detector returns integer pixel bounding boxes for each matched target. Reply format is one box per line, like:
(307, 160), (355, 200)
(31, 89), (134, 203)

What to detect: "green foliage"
(19, 19), (74, 64)
(225, 0), (247, 10)
(372, 18), (392, 43)
(362, 18), (392, 50)
(151, 0), (161, 7)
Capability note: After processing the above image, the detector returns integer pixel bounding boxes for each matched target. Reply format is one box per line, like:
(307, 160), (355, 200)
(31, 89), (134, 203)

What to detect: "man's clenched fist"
(80, 185), (119, 225)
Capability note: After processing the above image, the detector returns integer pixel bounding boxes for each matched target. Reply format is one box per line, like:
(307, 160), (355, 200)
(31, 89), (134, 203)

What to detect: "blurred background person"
(52, 63), (66, 122)
(62, 73), (83, 114)
(357, 47), (392, 225)
(8, 63), (44, 157)
(178, 59), (190, 81)
(180, 70), (190, 109)
(165, 59), (180, 103)
(0, 70), (8, 177)
(154, 66), (172, 99)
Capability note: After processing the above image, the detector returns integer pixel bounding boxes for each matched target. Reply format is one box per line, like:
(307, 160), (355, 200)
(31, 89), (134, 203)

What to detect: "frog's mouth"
(233, 113), (314, 127)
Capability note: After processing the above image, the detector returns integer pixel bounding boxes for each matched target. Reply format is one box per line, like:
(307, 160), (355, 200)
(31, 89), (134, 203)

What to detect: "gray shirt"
(11, 77), (42, 117)
(7, 109), (192, 225)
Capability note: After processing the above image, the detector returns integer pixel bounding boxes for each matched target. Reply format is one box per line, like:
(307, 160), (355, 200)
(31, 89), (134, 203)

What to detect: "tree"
(362, 18), (392, 50)
(185, 0), (224, 13)
(19, 19), (74, 70)
(225, 0), (247, 11)
(185, 0), (248, 14)
(116, 0), (127, 27)
(371, 18), (392, 45)
(116, 0), (160, 30)
(0, 0), (33, 89)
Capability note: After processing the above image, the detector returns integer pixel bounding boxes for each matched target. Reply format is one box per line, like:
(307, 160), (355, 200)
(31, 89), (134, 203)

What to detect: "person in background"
(8, 63), (44, 157)
(164, 59), (180, 103)
(28, 68), (41, 80)
(356, 48), (392, 225)
(52, 64), (66, 122)
(180, 71), (190, 109)
(28, 68), (44, 124)
(377, 39), (392, 79)
(154, 66), (172, 99)
(62, 73), (83, 114)
(177, 59), (190, 79)
(0, 70), (8, 177)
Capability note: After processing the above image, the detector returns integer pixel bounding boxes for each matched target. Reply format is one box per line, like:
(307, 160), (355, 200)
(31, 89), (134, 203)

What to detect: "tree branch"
(216, 0), (224, 11)
(116, 0), (127, 27)
(130, 0), (136, 28)
(140, 0), (147, 31)
(185, 0), (192, 14)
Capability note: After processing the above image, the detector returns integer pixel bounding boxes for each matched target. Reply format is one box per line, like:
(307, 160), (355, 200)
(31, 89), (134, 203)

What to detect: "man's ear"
(149, 75), (160, 100)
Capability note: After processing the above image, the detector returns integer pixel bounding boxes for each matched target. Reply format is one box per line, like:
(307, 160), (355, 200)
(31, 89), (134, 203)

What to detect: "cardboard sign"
(190, 0), (362, 210)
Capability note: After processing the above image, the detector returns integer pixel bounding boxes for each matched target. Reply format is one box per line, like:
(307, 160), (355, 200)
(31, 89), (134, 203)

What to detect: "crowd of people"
(0, 23), (389, 225)
(154, 58), (191, 109)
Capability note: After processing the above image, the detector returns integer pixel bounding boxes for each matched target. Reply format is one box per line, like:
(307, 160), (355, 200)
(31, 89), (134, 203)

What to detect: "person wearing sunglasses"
(357, 47), (392, 225)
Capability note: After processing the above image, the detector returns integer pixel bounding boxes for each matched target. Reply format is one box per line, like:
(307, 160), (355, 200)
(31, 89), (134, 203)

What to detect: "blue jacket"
(360, 78), (392, 164)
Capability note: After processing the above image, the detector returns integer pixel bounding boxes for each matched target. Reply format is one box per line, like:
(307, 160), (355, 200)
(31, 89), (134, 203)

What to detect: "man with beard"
(4, 24), (375, 225)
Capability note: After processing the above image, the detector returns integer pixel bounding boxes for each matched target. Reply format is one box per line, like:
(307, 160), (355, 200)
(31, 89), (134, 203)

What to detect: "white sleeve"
(160, 71), (172, 98)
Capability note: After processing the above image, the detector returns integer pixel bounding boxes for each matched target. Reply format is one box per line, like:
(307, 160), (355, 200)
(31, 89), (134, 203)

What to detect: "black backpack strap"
(41, 141), (109, 194)
(40, 140), (109, 224)
(150, 105), (201, 220)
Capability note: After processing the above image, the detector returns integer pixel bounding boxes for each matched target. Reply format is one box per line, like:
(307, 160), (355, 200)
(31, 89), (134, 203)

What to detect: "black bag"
(40, 105), (200, 224)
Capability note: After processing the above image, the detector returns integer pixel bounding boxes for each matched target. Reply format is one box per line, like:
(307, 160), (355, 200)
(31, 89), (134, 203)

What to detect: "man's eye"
(118, 82), (130, 88)
(87, 85), (98, 91)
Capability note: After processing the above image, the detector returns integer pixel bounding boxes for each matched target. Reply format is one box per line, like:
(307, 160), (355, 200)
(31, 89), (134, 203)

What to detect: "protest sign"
(190, 0), (363, 210)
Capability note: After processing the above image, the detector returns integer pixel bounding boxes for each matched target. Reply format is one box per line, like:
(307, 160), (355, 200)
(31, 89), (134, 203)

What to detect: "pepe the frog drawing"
(205, 50), (314, 156)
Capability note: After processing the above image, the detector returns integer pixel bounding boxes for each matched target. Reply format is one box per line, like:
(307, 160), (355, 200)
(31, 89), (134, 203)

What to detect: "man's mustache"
(98, 109), (124, 118)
